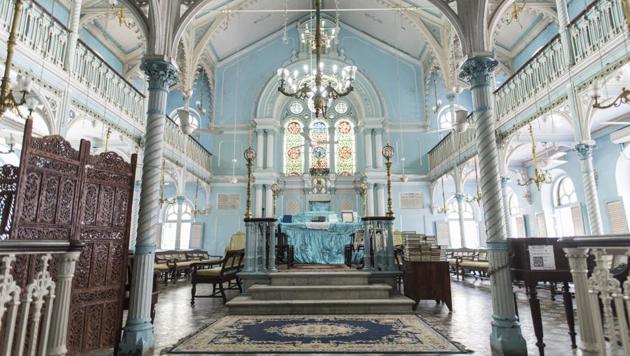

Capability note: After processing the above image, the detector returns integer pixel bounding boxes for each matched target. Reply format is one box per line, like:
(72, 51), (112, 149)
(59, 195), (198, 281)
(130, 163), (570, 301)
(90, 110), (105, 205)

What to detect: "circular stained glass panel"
(339, 146), (352, 159)
(312, 146), (327, 159)
(287, 147), (301, 159)
(335, 101), (348, 114)
(287, 121), (301, 134)
(290, 101), (304, 114)
(337, 120), (352, 134)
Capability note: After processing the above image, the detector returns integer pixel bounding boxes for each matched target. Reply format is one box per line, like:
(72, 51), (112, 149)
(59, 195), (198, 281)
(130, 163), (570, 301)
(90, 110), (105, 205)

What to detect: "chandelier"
(276, 0), (356, 119)
(518, 123), (552, 191)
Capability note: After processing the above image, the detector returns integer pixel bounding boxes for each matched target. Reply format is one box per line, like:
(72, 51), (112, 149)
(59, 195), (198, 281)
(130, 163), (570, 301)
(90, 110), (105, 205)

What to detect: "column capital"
(175, 195), (186, 204)
(141, 57), (179, 90)
(575, 143), (595, 160)
(500, 176), (511, 187)
(454, 193), (465, 202)
(459, 56), (498, 88)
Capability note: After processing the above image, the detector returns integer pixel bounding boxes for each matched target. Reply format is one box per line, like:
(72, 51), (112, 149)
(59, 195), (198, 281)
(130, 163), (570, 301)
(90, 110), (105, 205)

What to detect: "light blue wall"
(79, 29), (124, 73)
(37, 0), (69, 25)
(513, 23), (559, 69)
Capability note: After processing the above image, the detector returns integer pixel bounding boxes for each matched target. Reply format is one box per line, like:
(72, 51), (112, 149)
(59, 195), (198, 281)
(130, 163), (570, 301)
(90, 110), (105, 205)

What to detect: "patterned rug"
(168, 314), (470, 354)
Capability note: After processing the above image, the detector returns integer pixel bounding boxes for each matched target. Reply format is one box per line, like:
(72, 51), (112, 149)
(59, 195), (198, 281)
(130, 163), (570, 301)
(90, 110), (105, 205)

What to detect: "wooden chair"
(276, 230), (294, 269)
(190, 249), (244, 304)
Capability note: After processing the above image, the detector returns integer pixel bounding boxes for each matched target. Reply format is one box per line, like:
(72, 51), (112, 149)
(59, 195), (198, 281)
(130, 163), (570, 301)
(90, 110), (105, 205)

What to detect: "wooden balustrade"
(559, 235), (630, 355)
(0, 239), (84, 356)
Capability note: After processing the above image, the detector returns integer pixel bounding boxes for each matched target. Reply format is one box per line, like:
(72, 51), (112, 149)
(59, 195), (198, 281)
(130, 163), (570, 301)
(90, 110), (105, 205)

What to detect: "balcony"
(0, 0), (213, 177)
(428, 0), (628, 177)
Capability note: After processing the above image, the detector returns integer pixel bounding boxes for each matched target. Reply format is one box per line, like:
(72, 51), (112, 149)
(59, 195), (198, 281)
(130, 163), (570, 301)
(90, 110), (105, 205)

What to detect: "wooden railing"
(559, 235), (630, 355)
(0, 239), (84, 356)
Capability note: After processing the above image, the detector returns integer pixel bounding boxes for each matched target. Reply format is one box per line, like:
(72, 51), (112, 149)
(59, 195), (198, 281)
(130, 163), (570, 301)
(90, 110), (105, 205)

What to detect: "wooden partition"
(1, 118), (137, 354)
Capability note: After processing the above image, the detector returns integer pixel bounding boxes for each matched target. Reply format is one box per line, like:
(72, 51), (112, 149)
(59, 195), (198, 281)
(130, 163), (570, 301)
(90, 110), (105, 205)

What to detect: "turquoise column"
(119, 58), (178, 355)
(460, 56), (527, 355)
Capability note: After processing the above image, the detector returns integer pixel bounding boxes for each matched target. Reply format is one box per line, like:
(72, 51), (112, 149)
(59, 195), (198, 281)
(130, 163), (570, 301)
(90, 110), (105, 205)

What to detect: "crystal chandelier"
(276, 0), (356, 119)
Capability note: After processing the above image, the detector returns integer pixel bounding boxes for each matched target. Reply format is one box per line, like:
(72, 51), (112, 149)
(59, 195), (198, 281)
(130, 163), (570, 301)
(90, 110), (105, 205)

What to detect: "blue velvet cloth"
(281, 222), (362, 264)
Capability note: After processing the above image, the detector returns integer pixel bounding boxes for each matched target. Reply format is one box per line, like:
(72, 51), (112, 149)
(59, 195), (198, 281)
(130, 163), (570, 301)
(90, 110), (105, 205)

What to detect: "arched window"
(508, 191), (526, 237)
(161, 204), (179, 250)
(334, 119), (355, 176)
(160, 201), (194, 250)
(447, 199), (479, 248)
(284, 119), (305, 176)
(309, 120), (329, 169)
(553, 176), (584, 236)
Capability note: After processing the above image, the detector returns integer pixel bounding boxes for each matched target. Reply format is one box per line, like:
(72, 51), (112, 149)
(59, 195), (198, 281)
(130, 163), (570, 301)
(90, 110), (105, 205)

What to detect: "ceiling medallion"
(276, 0), (356, 119)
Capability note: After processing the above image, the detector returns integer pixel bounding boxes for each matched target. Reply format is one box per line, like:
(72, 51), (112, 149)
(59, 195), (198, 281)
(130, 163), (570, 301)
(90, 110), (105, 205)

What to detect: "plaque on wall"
(217, 193), (240, 209)
(400, 192), (424, 209)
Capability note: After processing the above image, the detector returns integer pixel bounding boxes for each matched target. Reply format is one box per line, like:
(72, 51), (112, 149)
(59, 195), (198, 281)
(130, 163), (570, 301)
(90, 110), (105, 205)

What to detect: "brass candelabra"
(244, 147), (256, 219)
(517, 123), (552, 191)
(382, 143), (394, 218)
(0, 0), (39, 119)
(271, 182), (281, 217)
(358, 181), (368, 217)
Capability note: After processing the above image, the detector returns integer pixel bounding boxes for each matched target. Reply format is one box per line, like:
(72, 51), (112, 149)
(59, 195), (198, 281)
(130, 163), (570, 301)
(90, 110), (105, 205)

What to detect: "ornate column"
(460, 56), (527, 354)
(367, 183), (375, 216)
(374, 130), (384, 169)
(564, 248), (602, 355)
(575, 143), (603, 235)
(364, 129), (373, 169)
(47, 248), (82, 356)
(255, 184), (263, 217)
(376, 184), (385, 216)
(119, 58), (178, 355)
(266, 130), (274, 170)
(64, 0), (83, 71)
(500, 176), (514, 238)
(256, 130), (264, 170)
(174, 196), (185, 249)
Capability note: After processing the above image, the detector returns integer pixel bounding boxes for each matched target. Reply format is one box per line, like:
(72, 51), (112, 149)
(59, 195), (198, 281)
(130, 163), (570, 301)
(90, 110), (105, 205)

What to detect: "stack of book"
(403, 233), (446, 262)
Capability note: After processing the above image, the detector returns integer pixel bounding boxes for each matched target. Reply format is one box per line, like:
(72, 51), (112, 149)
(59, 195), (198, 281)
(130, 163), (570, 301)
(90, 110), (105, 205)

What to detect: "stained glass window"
(335, 119), (355, 176)
(284, 120), (305, 176)
(309, 120), (329, 169)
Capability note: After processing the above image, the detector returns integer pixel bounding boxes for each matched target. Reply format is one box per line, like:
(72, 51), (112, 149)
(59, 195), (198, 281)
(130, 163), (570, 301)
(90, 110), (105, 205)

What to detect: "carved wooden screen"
(0, 164), (18, 240)
(10, 119), (90, 242)
(68, 152), (137, 354)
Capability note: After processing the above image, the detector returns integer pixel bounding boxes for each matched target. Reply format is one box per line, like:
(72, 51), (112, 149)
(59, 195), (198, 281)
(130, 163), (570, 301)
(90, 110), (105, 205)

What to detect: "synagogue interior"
(0, 0), (630, 355)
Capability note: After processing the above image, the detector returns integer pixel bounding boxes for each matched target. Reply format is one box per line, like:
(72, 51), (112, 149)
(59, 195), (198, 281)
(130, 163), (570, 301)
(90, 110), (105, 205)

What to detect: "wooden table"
(509, 238), (577, 356)
(402, 261), (452, 311)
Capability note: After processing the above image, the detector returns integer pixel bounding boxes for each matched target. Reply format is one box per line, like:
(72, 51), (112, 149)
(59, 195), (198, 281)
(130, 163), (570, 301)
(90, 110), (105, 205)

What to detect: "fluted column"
(460, 56), (527, 354)
(575, 143), (603, 235)
(454, 193), (466, 248)
(367, 183), (375, 216)
(266, 130), (274, 170)
(374, 130), (384, 169)
(256, 131), (264, 170)
(364, 129), (373, 169)
(500, 176), (514, 238)
(376, 184), (385, 216)
(47, 249), (82, 356)
(119, 58), (178, 355)
(564, 248), (602, 355)
(255, 185), (263, 218)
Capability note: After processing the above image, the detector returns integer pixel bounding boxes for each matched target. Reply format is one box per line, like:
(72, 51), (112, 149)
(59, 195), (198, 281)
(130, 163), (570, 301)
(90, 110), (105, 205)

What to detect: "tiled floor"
(145, 275), (579, 355)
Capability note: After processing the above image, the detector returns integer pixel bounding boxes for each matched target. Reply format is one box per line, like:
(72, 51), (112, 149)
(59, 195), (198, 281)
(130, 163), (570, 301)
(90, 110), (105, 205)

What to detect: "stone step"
(269, 271), (370, 286)
(226, 295), (415, 315)
(248, 284), (392, 300)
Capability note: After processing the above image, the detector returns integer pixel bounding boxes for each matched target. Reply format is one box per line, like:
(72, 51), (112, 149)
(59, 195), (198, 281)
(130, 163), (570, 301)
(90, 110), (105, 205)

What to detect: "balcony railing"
(164, 116), (213, 175)
(72, 41), (145, 127)
(0, 0), (146, 126)
(559, 235), (630, 355)
(428, 0), (628, 177)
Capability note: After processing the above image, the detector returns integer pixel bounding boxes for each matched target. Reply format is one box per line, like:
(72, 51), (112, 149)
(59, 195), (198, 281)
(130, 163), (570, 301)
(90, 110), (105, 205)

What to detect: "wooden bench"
(155, 249), (222, 285)
(190, 249), (245, 304)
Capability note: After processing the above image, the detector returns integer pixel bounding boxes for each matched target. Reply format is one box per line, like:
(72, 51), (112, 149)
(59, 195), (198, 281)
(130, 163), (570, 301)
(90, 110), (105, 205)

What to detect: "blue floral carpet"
(168, 314), (469, 354)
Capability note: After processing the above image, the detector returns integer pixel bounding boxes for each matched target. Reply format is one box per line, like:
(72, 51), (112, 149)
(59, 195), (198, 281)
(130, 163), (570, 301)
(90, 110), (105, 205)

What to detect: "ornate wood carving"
(1, 119), (137, 355)
(68, 151), (137, 354)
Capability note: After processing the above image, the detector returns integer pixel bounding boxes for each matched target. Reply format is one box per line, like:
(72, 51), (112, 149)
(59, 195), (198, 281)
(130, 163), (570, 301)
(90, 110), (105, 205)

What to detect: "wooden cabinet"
(402, 261), (452, 311)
